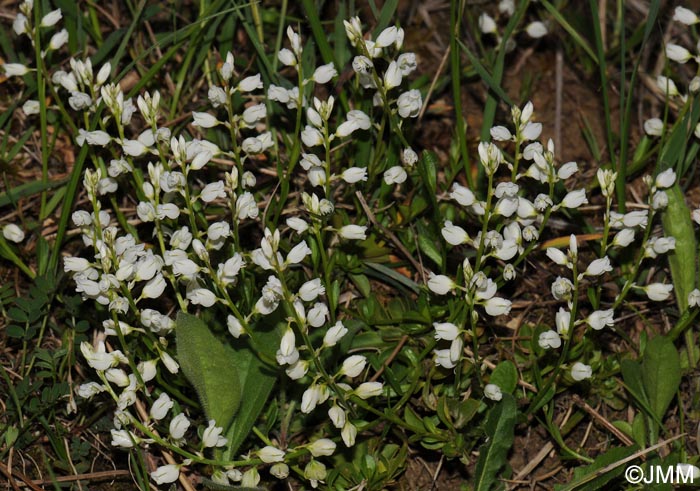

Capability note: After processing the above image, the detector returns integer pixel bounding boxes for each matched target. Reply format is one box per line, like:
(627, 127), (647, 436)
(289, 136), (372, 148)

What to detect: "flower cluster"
(43, 12), (434, 488)
(428, 102), (588, 370)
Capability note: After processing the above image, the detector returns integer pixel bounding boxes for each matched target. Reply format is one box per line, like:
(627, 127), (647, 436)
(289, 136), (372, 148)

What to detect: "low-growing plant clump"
(3, 0), (700, 490)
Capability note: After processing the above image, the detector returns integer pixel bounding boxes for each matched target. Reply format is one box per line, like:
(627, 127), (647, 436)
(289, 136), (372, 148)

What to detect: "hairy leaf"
(662, 184), (696, 311)
(474, 394), (517, 491)
(176, 312), (241, 431)
(642, 335), (681, 423)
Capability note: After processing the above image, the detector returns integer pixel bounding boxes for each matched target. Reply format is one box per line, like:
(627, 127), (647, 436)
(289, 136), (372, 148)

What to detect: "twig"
(513, 442), (555, 481)
(30, 469), (132, 485)
(418, 45), (451, 122)
(370, 334), (408, 382)
(0, 461), (43, 491)
(571, 394), (635, 446)
(355, 191), (429, 281)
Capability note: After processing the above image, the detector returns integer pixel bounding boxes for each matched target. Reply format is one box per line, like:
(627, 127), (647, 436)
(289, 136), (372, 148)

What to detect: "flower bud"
(484, 383), (503, 401)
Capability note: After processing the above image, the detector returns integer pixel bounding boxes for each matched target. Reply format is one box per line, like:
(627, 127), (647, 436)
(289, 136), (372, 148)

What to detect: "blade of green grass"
(541, 0), (598, 63)
(373, 0), (400, 35)
(450, 0), (472, 189)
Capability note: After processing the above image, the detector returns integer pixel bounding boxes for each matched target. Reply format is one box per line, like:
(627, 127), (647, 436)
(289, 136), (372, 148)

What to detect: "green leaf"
(417, 234), (443, 269)
(176, 313), (241, 431)
(662, 184), (696, 311)
(474, 394), (517, 491)
(490, 360), (518, 394)
(417, 151), (438, 203)
(221, 319), (280, 460)
(553, 445), (638, 491)
(641, 335), (681, 423)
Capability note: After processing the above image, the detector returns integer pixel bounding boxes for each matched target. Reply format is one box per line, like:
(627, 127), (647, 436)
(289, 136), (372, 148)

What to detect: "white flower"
(397, 52), (417, 76)
(160, 351), (180, 373)
(340, 355), (366, 378)
(426, 274), (454, 297)
(585, 257), (612, 276)
(478, 13), (497, 34)
(586, 309), (614, 330)
(13, 13), (29, 35)
(277, 48), (296, 66)
(309, 167), (327, 188)
(259, 446), (286, 463)
(644, 118), (664, 136)
(279, 328), (296, 359)
(655, 168), (676, 189)
(341, 421), (357, 447)
(526, 21), (548, 38)
(22, 99), (40, 116)
(169, 413), (190, 439)
(110, 429), (136, 448)
(490, 126), (512, 141)
(558, 161), (578, 180)
(312, 63), (337, 84)
(3, 224), (25, 243)
(40, 9), (62, 27)
(301, 125), (324, 147)
(433, 322), (459, 341)
(674, 6), (700, 25)
(301, 385), (323, 413)
(560, 189), (588, 209)
(397, 89), (422, 118)
(299, 278), (325, 302)
(202, 420), (228, 447)
(658, 75), (680, 97)
(338, 224), (367, 240)
(192, 111), (219, 128)
(341, 167), (368, 183)
(651, 190), (668, 210)
(688, 289), (700, 308)
(308, 438), (336, 457)
(208, 86), (227, 107)
(375, 26), (398, 47)
(141, 274), (166, 299)
(200, 180), (226, 202)
(612, 228), (635, 247)
(354, 381), (383, 399)
(450, 183), (476, 206)
(383, 61), (402, 90)
(666, 44), (692, 64)
(324, 321), (347, 347)
(484, 383), (503, 401)
(3, 63), (30, 77)
(551, 276), (574, 301)
(483, 297), (511, 316)
(556, 307), (571, 336)
(238, 73), (263, 92)
(546, 247), (568, 266)
(493, 197), (518, 217)
(151, 464), (180, 484)
(644, 283), (673, 301)
(48, 29), (69, 51)
(286, 240), (311, 264)
(521, 122), (542, 142)
(441, 221), (469, 245)
(538, 330), (561, 349)
(122, 139), (148, 156)
(150, 392), (173, 420)
(571, 362), (592, 381)
(384, 166), (407, 184)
